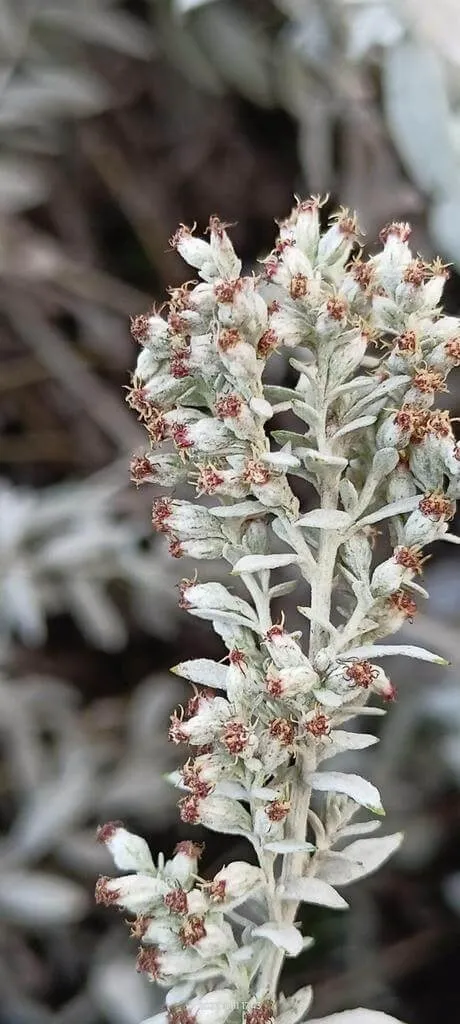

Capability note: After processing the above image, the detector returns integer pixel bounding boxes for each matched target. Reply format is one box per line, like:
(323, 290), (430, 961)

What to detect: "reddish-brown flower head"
(266, 800), (290, 823)
(214, 280), (239, 303)
(222, 720), (250, 755)
(290, 273), (309, 300)
(326, 297), (348, 321)
(403, 259), (429, 287)
(136, 947), (161, 978)
(394, 546), (424, 574)
(243, 460), (270, 486)
(130, 313), (150, 344)
(350, 259), (374, 290)
(215, 393), (243, 419)
(164, 888), (189, 915)
(419, 493), (455, 521)
(305, 712), (330, 738)
(412, 367), (447, 394)
(130, 454), (154, 486)
(168, 1008), (197, 1024)
(229, 648), (247, 668)
(174, 840), (204, 859)
(395, 330), (418, 354)
(125, 384), (151, 420)
(245, 1000), (275, 1024)
(169, 710), (188, 745)
(207, 878), (227, 903)
(195, 465), (225, 495)
(179, 795), (201, 825)
(269, 718), (296, 746)
(445, 338), (460, 364)
(152, 497), (172, 533)
(388, 590), (417, 620)
(96, 821), (123, 844)
(95, 876), (119, 907)
(345, 660), (377, 689)
(379, 221), (411, 244)
(218, 328), (241, 351)
(179, 914), (206, 947)
(257, 328), (279, 358)
(171, 423), (193, 450)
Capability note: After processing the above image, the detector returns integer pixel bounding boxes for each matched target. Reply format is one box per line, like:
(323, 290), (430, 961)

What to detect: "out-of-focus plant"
(0, 468), (178, 650)
(156, 0), (460, 263)
(0, 0), (150, 214)
(0, 665), (183, 1024)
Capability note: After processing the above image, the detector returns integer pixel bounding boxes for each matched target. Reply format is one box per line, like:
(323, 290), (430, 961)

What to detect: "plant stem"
(255, 477), (341, 999)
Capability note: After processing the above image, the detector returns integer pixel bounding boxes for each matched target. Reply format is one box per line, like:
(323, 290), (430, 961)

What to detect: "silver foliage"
(0, 468), (178, 649)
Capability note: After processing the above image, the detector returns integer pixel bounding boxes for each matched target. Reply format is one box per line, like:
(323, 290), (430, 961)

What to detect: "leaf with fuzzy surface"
(309, 1012), (404, 1023)
(232, 553), (299, 574)
(171, 659), (228, 688)
(252, 923), (304, 956)
(277, 986), (314, 1024)
(296, 509), (352, 529)
(317, 834), (403, 886)
(278, 877), (348, 910)
(338, 644), (448, 665)
(310, 772), (384, 815)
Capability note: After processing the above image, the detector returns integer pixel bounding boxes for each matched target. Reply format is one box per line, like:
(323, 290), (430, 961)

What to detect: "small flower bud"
(386, 458), (418, 502)
(404, 493), (454, 546)
(142, 919), (180, 950)
(170, 225), (215, 276)
(293, 197), (321, 258)
(165, 842), (204, 888)
(191, 917), (237, 957)
(169, 537), (226, 560)
(208, 216), (242, 279)
(180, 697), (231, 746)
(193, 795), (252, 835)
(96, 823), (154, 873)
(207, 862), (263, 905)
(95, 874), (166, 914)
(370, 549), (420, 597)
(263, 624), (308, 669)
(317, 209), (358, 267)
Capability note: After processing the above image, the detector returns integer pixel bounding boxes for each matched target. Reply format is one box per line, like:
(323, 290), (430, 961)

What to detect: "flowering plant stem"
(96, 201), (460, 1024)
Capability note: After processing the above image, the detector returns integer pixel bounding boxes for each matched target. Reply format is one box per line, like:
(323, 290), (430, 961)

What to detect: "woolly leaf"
(317, 833), (403, 887)
(264, 840), (316, 854)
(355, 496), (420, 528)
(277, 986), (314, 1024)
(232, 553), (299, 574)
(279, 876), (349, 910)
(338, 644), (448, 665)
(252, 922), (304, 956)
(309, 1011), (403, 1023)
(171, 659), (228, 688)
(310, 772), (384, 815)
(296, 509), (352, 529)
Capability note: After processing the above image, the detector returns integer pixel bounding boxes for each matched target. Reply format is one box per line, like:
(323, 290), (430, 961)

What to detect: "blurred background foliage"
(1, 1), (460, 1023)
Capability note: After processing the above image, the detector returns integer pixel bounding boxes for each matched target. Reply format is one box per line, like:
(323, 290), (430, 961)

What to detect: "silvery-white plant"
(162, 0), (460, 267)
(97, 200), (460, 1024)
(0, 665), (183, 1023)
(0, 468), (178, 650)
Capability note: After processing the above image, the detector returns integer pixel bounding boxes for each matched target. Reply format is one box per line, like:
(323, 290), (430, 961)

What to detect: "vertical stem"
(309, 476), (341, 659)
(256, 453), (341, 998)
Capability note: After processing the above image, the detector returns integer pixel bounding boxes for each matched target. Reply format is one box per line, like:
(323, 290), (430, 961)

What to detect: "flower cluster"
(98, 202), (460, 1024)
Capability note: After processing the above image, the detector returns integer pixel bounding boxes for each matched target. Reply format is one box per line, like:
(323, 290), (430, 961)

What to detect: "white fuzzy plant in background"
(97, 200), (460, 1024)
(0, 467), (178, 650)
